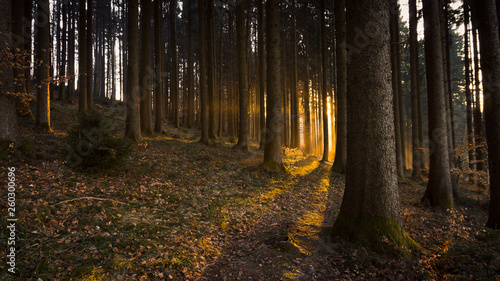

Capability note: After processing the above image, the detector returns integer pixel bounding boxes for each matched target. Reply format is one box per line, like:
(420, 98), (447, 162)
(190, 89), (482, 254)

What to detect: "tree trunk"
(390, 0), (404, 178)
(198, 0), (209, 144)
(86, 0), (93, 108)
(331, 0), (417, 253)
(140, 0), (153, 134)
(304, 22), (311, 155)
(263, 0), (283, 170)
(125, 0), (141, 140)
(409, 0), (422, 180)
(464, 0), (476, 181)
(236, 1), (249, 151)
(289, 0), (299, 149)
(35, 0), (52, 132)
(207, 0), (218, 138)
(170, 0), (179, 128)
(332, 0), (347, 173)
(475, 0), (500, 230)
(0, 0), (19, 145)
(154, 0), (163, 133)
(186, 0), (194, 128)
(258, 0), (266, 150)
(79, 0), (87, 111)
(421, 0), (453, 208)
(320, 0), (329, 162)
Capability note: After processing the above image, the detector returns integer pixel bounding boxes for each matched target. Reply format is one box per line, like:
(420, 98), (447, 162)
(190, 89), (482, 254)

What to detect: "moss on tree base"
(331, 213), (420, 257)
(261, 160), (287, 173)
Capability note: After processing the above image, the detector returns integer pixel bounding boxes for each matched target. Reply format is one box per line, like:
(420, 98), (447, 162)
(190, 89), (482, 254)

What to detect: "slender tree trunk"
(289, 0), (299, 149)
(125, 0), (141, 140)
(170, 0), (179, 128)
(198, 0), (209, 144)
(421, 0), (453, 208)
(390, 0), (404, 178)
(12, 0), (26, 97)
(472, 5), (486, 173)
(140, 0), (153, 134)
(409, 0), (422, 180)
(79, 0), (87, 111)
(207, 0), (217, 138)
(187, 0), (194, 128)
(236, 1), (249, 151)
(320, 0), (329, 162)
(464, 0), (476, 181)
(86, 0), (93, 108)
(258, 0), (266, 149)
(35, 0), (52, 132)
(331, 0), (417, 252)
(475, 0), (500, 230)
(332, 0), (347, 173)
(263, 0), (283, 169)
(303, 26), (311, 155)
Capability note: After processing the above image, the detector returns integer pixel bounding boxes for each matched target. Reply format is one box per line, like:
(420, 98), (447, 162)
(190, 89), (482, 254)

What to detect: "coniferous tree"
(36, 0), (52, 132)
(79, 0), (87, 111)
(140, 0), (153, 134)
(125, 0), (141, 140)
(236, 0), (249, 151)
(410, 0), (422, 180)
(199, 0), (209, 144)
(154, 0), (163, 133)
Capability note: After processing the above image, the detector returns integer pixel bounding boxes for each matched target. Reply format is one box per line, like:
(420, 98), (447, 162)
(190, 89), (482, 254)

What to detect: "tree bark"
(409, 0), (422, 180)
(154, 0), (163, 133)
(236, 1), (249, 151)
(0, 0), (19, 145)
(421, 0), (453, 208)
(331, 0), (417, 252)
(332, 0), (347, 173)
(35, 0), (52, 132)
(320, 0), (329, 162)
(140, 0), (153, 134)
(86, 0), (93, 108)
(263, 0), (283, 169)
(464, 0), (476, 181)
(186, 0), (194, 128)
(125, 0), (141, 140)
(170, 0), (179, 128)
(258, 0), (266, 150)
(79, 0), (87, 111)
(198, 0), (209, 144)
(475, 0), (500, 230)
(207, 0), (218, 138)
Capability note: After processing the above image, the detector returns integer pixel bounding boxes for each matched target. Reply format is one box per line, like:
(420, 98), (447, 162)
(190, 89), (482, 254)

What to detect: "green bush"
(65, 110), (131, 171)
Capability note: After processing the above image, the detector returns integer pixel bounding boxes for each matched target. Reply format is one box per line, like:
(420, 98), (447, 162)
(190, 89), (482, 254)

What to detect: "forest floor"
(1, 100), (499, 280)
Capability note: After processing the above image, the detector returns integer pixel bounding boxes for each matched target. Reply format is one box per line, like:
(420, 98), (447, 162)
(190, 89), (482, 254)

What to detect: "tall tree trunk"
(140, 0), (153, 134)
(421, 0), (453, 208)
(332, 0), (347, 173)
(263, 0), (283, 169)
(290, 0), (299, 149)
(472, 4), (486, 173)
(12, 0), (26, 97)
(236, 1), (249, 151)
(170, 0), (179, 128)
(320, 0), (329, 162)
(86, 0), (93, 108)
(154, 0), (163, 133)
(24, 0), (33, 102)
(207, 0), (217, 138)
(125, 0), (141, 140)
(464, 0), (476, 181)
(409, 0), (422, 180)
(79, 0), (87, 111)
(303, 27), (311, 155)
(390, 0), (404, 178)
(331, 0), (417, 252)
(58, 1), (67, 100)
(35, 0), (52, 132)
(475, 0), (500, 230)
(198, 0), (209, 144)
(258, 0), (266, 149)
(1, 0), (19, 144)
(186, 0), (194, 128)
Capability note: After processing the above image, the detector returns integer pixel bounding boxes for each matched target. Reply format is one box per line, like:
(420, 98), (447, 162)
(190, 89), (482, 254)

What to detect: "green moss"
(261, 160), (288, 173)
(331, 213), (420, 257)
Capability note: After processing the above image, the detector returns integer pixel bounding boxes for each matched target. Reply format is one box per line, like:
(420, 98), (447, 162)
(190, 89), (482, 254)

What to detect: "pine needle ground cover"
(0, 101), (498, 280)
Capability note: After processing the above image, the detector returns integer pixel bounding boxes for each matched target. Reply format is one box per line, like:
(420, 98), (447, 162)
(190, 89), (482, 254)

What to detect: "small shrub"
(64, 110), (131, 171)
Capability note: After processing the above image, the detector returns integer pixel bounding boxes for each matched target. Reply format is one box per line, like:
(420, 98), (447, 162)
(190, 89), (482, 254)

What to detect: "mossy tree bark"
(125, 0), (142, 141)
(35, 0), (52, 132)
(475, 0), (500, 230)
(236, 1), (249, 151)
(263, 0), (284, 170)
(332, 0), (347, 173)
(140, 0), (153, 135)
(198, 0), (209, 144)
(421, 0), (453, 208)
(331, 0), (417, 254)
